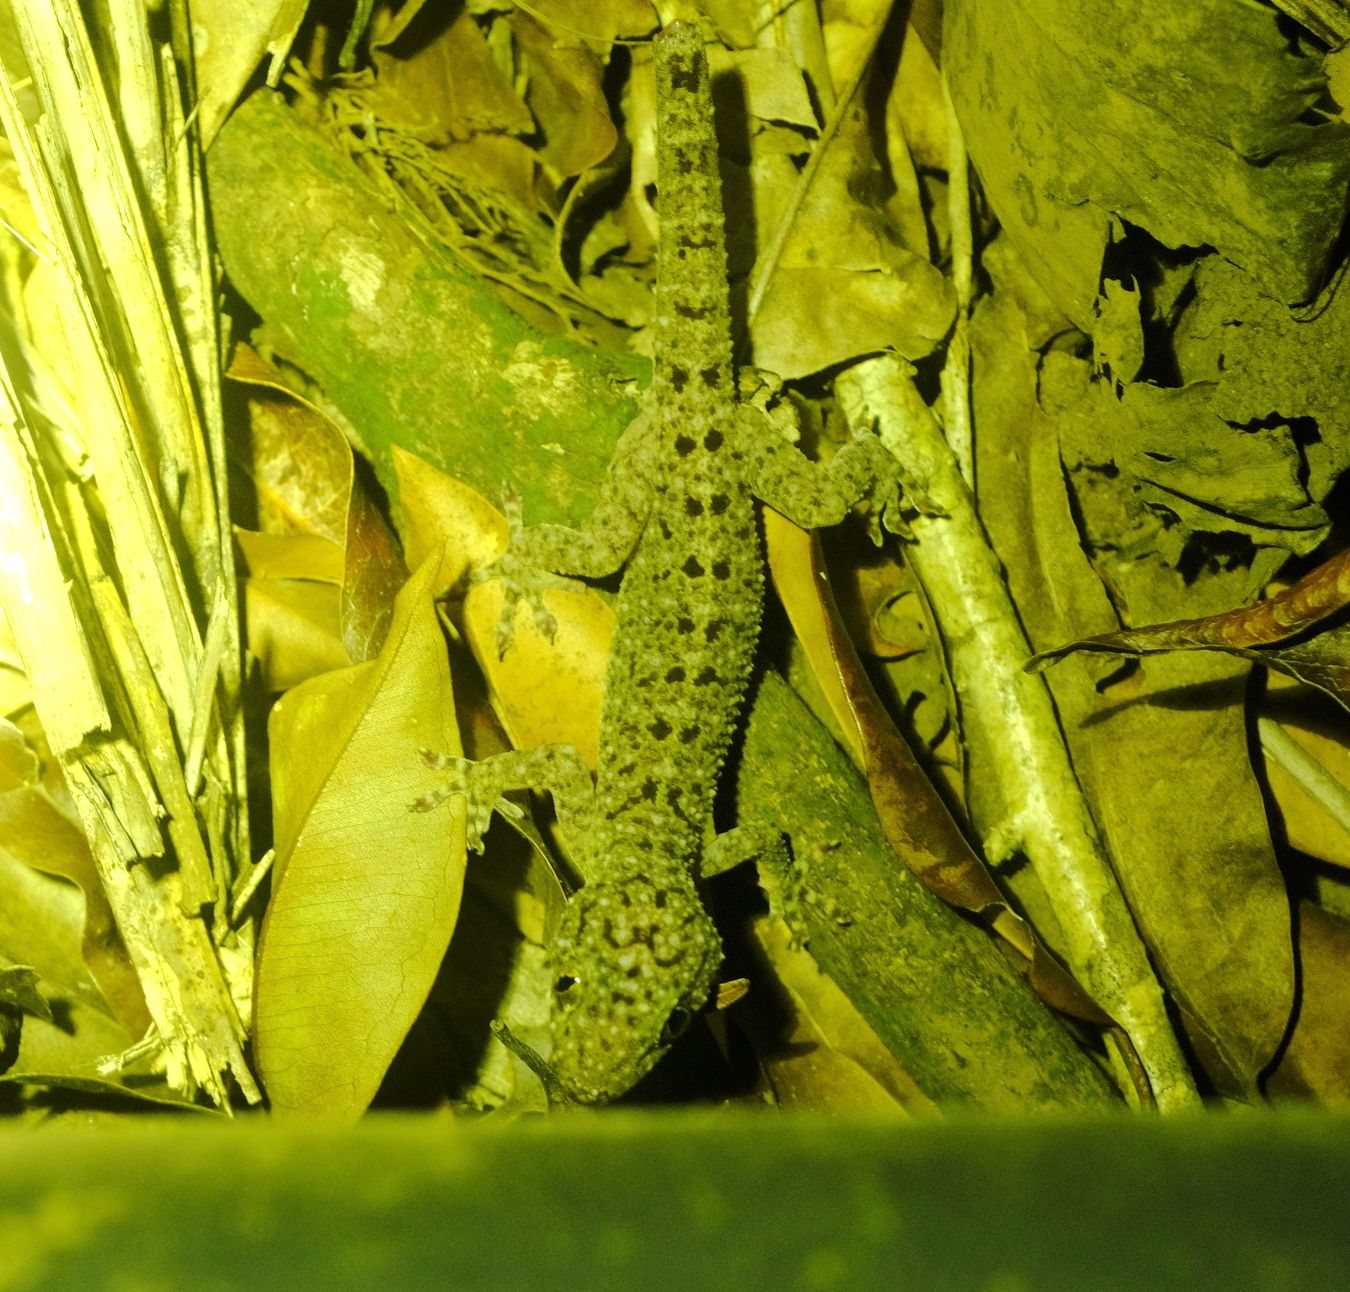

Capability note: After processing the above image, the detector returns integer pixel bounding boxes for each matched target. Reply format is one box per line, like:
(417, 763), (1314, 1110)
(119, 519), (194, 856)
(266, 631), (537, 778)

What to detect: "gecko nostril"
(554, 975), (580, 994)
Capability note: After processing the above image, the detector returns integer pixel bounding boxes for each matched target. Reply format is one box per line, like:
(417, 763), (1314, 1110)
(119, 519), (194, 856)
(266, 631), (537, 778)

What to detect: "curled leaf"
(393, 447), (611, 763)
(228, 344), (407, 663)
(1027, 546), (1350, 712)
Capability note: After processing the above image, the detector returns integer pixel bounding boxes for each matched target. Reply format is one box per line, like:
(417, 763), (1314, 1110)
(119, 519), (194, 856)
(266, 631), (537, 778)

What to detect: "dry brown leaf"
(190, 0), (310, 145)
(374, 10), (534, 143)
(235, 531), (344, 583)
(228, 345), (408, 661)
(764, 512), (1114, 1032)
(520, 0), (658, 43)
(394, 447), (610, 765)
(227, 345), (351, 539)
(1261, 678), (1350, 869)
(514, 14), (619, 181)
(750, 61), (954, 378)
(243, 578), (349, 693)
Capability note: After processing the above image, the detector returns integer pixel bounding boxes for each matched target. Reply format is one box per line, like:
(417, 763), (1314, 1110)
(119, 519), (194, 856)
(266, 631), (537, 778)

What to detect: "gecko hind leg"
(704, 824), (851, 950)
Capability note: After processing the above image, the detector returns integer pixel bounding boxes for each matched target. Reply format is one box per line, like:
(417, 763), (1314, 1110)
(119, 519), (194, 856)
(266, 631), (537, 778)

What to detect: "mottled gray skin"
(425, 24), (896, 1104)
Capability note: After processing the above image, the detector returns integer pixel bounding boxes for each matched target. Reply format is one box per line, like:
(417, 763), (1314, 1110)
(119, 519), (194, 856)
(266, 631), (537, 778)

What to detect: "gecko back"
(547, 23), (763, 1102)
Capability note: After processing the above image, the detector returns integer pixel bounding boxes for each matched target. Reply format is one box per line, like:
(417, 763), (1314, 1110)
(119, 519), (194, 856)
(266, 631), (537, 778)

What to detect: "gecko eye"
(554, 975), (579, 995)
(660, 1007), (693, 1044)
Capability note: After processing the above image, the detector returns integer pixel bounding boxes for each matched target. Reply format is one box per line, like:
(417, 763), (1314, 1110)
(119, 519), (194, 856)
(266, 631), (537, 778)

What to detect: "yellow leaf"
(243, 579), (349, 694)
(395, 446), (610, 764)
(255, 556), (464, 1116)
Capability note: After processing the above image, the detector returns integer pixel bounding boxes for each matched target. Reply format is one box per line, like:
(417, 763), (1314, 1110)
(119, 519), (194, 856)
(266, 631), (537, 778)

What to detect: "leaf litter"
(2, 0), (1350, 1117)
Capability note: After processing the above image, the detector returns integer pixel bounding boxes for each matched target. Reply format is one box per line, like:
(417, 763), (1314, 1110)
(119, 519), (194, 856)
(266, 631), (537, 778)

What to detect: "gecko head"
(547, 874), (722, 1105)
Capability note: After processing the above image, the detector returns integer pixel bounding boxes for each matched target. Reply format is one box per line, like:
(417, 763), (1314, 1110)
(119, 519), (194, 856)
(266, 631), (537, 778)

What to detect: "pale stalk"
(0, 2), (256, 1100)
(0, 374), (257, 1105)
(837, 355), (1199, 1111)
(1259, 717), (1350, 836)
(939, 73), (974, 489)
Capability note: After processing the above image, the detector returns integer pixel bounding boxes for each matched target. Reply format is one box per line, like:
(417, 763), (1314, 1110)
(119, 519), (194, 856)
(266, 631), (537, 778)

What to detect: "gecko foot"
(414, 748), (524, 851)
(473, 487), (574, 656)
(855, 433), (907, 545)
(779, 840), (853, 950)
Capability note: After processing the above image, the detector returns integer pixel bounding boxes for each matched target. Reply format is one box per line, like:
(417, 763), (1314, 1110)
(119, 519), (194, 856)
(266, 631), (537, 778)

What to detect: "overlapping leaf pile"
(3, 0), (1350, 1120)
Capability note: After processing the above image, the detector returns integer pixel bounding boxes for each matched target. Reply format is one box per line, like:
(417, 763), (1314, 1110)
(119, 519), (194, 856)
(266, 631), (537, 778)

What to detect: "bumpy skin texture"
(524, 23), (758, 1104)
(432, 24), (897, 1104)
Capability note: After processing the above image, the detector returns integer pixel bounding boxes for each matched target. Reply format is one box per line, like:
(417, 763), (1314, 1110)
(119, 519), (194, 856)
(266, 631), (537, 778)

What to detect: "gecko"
(419, 22), (898, 1104)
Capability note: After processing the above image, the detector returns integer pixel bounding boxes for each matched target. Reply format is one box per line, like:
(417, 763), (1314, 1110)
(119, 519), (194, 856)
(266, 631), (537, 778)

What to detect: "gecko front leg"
(481, 412), (658, 652)
(736, 405), (901, 537)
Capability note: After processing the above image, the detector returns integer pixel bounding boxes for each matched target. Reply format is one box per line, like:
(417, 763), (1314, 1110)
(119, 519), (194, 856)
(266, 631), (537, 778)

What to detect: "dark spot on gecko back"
(683, 556), (704, 578)
(668, 60), (702, 96)
(710, 493), (729, 515)
(650, 718), (673, 740)
(700, 367), (721, 387)
(675, 434), (695, 457)
(711, 560), (731, 580)
(684, 497), (704, 517)
(678, 616), (696, 634)
(694, 666), (718, 686)
(679, 725), (699, 743)
(641, 778), (658, 801)
(670, 368), (689, 392)
(665, 665), (686, 682)
(705, 619), (724, 642)
(676, 302), (713, 321)
(703, 430), (723, 451)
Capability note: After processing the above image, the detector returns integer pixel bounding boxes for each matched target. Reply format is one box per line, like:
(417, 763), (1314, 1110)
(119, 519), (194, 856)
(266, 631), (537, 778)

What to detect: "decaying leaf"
(748, 27), (954, 377)
(1260, 680), (1350, 869)
(0, 718), (149, 1038)
(0, 962), (50, 1022)
(393, 447), (610, 765)
(1266, 902), (1350, 1103)
(228, 345), (409, 663)
(1028, 545), (1350, 713)
(0, 847), (142, 1099)
(1175, 256), (1350, 501)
